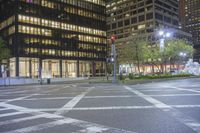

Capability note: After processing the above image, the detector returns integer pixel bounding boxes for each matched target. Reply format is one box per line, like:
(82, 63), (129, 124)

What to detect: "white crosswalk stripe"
(0, 114), (45, 126)
(0, 102), (136, 133)
(0, 112), (24, 118)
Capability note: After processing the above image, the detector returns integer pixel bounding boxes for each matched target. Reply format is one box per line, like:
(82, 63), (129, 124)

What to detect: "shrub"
(128, 73), (134, 80)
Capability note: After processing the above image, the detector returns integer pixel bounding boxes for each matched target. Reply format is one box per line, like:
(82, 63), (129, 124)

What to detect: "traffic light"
(110, 35), (117, 44)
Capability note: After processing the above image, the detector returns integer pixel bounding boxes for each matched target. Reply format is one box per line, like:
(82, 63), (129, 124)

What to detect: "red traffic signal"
(110, 35), (117, 42)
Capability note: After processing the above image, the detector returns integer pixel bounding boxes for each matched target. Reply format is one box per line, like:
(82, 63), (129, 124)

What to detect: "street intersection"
(0, 78), (200, 133)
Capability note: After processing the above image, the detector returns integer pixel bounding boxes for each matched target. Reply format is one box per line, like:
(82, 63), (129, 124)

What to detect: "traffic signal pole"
(112, 43), (117, 83)
(111, 35), (117, 83)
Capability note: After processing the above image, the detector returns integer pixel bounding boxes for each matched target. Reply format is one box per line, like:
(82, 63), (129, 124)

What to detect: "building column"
(29, 59), (32, 78)
(77, 60), (79, 77)
(39, 58), (42, 78)
(59, 60), (62, 78)
(16, 57), (19, 77)
(92, 61), (96, 77)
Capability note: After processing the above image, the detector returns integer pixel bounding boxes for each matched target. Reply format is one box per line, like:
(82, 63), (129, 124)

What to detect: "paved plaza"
(0, 78), (200, 133)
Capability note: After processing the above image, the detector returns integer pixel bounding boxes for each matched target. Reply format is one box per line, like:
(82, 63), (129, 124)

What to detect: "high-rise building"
(0, 0), (107, 78)
(106, 0), (191, 43)
(182, 0), (200, 61)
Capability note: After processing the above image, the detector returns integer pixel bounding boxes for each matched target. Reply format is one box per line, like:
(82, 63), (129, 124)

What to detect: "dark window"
(139, 15), (145, 22)
(146, 13), (153, 20)
(146, 0), (153, 5)
(164, 16), (171, 23)
(131, 17), (137, 24)
(112, 23), (117, 29)
(138, 8), (144, 13)
(118, 21), (123, 27)
(155, 13), (163, 20)
(124, 19), (130, 26)
(172, 19), (178, 25)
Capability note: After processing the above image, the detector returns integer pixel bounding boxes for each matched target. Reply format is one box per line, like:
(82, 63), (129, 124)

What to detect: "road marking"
(124, 86), (200, 133)
(163, 86), (200, 93)
(0, 114), (44, 126)
(0, 112), (24, 118)
(140, 89), (178, 92)
(149, 94), (200, 97)
(0, 102), (136, 133)
(0, 108), (9, 111)
(2, 104), (200, 112)
(54, 87), (93, 115)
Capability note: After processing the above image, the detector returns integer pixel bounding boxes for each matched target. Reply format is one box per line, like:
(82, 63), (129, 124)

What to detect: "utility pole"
(111, 35), (117, 83)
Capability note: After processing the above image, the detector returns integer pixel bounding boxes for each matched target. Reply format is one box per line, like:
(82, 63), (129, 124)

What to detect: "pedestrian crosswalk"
(0, 105), (136, 133)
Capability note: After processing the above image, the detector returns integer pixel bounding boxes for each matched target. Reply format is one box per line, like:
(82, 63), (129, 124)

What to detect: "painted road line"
(148, 93), (200, 97)
(2, 117), (136, 133)
(0, 108), (9, 111)
(0, 112), (24, 118)
(5, 104), (200, 112)
(140, 89), (178, 92)
(0, 114), (45, 126)
(124, 86), (200, 133)
(163, 86), (200, 93)
(54, 87), (93, 115)
(19, 95), (135, 101)
(1, 103), (136, 133)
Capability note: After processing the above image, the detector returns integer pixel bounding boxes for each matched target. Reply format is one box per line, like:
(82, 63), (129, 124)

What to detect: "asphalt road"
(0, 78), (200, 133)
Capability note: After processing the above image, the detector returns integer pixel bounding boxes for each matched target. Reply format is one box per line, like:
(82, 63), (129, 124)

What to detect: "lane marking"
(0, 112), (24, 118)
(0, 102), (136, 133)
(124, 86), (200, 133)
(162, 86), (200, 93)
(10, 93), (200, 101)
(0, 114), (44, 126)
(3, 104), (200, 112)
(54, 87), (93, 115)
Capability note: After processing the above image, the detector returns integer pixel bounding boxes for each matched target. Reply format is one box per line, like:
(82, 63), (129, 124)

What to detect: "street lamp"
(158, 30), (172, 52)
(179, 52), (187, 57)
(179, 52), (187, 72)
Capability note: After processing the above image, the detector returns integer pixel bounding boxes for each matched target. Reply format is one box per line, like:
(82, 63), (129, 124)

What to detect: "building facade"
(106, 0), (192, 74)
(181, 0), (200, 62)
(0, 0), (107, 78)
(106, 0), (182, 41)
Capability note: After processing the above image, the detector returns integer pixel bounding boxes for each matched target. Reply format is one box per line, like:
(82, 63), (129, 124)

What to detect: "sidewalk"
(88, 76), (200, 85)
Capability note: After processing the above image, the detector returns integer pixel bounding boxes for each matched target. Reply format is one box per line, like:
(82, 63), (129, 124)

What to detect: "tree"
(163, 39), (194, 71)
(0, 37), (11, 64)
(118, 36), (148, 74)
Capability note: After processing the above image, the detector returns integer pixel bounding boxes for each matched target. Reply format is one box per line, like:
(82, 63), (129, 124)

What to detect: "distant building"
(0, 0), (107, 78)
(181, 0), (200, 62)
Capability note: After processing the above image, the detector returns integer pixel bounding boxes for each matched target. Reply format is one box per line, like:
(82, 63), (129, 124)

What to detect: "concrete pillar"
(29, 59), (32, 78)
(59, 60), (62, 78)
(92, 61), (96, 77)
(16, 57), (19, 77)
(77, 60), (79, 77)
(39, 58), (42, 78)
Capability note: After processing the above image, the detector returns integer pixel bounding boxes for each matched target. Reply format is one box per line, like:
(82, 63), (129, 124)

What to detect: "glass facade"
(0, 0), (107, 77)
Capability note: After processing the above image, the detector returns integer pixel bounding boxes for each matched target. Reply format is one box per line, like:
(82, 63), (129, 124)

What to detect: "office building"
(106, 0), (191, 42)
(181, 0), (200, 61)
(0, 0), (107, 78)
(106, 0), (192, 74)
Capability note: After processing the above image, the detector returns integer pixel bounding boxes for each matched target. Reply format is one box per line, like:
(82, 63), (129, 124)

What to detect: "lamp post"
(158, 30), (171, 52)
(179, 52), (187, 65)
(158, 30), (172, 73)
(111, 35), (117, 83)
